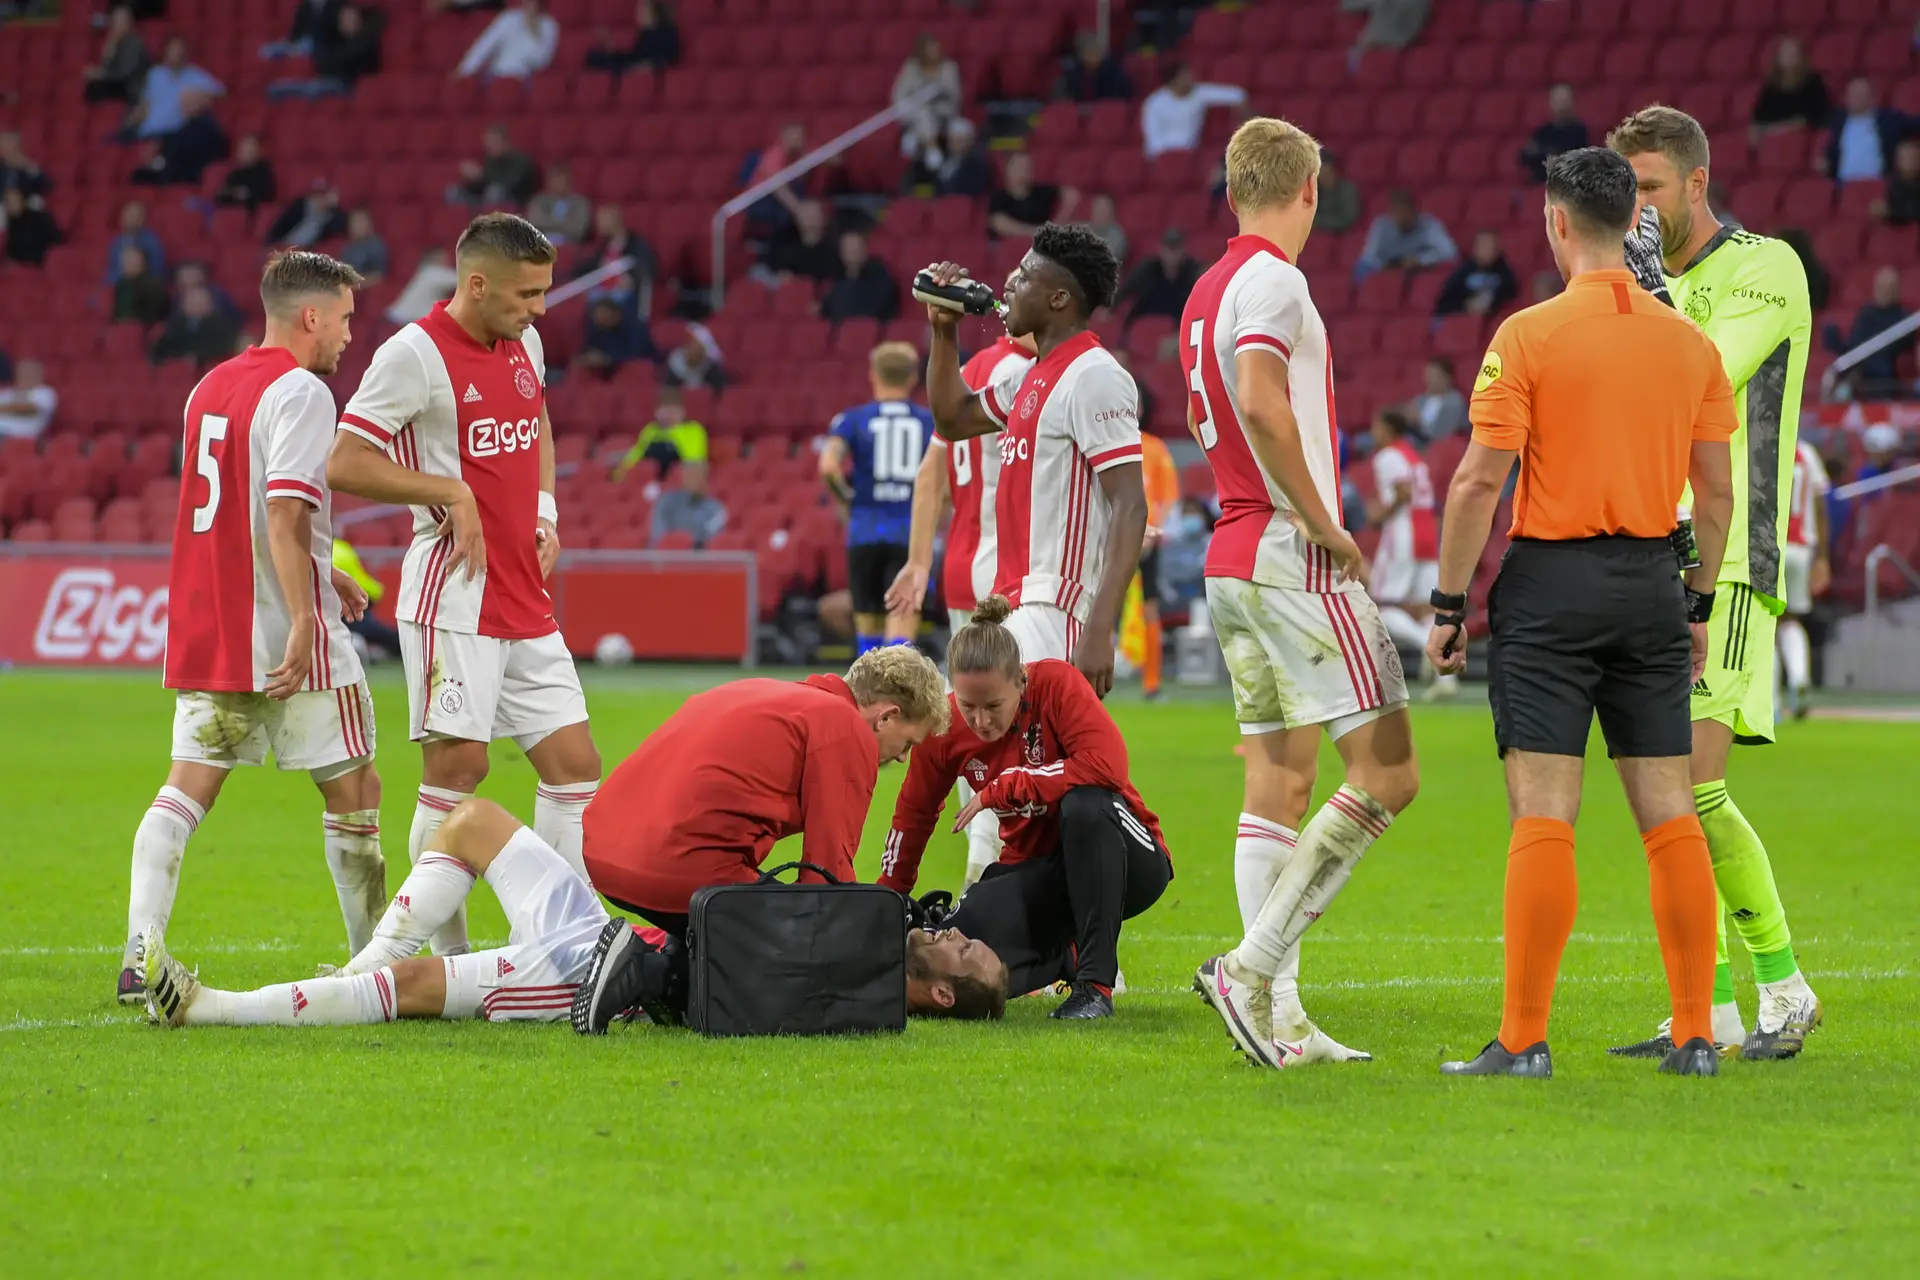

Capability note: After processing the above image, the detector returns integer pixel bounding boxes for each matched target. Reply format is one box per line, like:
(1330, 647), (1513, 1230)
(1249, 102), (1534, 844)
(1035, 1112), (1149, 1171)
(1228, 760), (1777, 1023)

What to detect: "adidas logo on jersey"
(497, 956), (515, 978)
(463, 383), (482, 403)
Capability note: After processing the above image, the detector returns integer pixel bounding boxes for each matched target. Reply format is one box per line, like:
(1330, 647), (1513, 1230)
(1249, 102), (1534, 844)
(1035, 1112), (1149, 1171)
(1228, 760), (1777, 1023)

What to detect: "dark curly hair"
(1032, 222), (1120, 316)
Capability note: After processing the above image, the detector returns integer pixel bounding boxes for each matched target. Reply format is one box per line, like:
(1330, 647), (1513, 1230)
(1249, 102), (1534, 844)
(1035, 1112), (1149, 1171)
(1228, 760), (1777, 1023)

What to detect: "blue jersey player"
(819, 342), (937, 653)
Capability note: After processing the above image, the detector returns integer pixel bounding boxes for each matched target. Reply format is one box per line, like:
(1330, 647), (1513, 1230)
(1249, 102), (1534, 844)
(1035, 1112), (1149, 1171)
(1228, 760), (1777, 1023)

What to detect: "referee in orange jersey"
(1424, 148), (1738, 1079)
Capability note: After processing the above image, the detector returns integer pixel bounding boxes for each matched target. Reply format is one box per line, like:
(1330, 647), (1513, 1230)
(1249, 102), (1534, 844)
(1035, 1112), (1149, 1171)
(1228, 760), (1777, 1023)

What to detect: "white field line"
(2, 937), (511, 958)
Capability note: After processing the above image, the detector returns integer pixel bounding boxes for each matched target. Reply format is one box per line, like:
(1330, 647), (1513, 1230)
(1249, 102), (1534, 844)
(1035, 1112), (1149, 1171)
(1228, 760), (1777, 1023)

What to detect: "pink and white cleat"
(1194, 953), (1283, 1068)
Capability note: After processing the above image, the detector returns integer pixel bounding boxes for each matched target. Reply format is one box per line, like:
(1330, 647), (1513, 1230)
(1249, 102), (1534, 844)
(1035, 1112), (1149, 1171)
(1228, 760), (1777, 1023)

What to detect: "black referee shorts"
(1138, 546), (1162, 604)
(848, 542), (909, 617)
(1487, 536), (1692, 759)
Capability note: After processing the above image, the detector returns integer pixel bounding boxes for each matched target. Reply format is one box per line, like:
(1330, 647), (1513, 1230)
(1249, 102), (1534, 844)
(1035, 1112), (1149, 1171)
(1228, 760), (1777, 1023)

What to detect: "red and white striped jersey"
(1179, 234), (1354, 594)
(338, 303), (555, 639)
(164, 346), (362, 693)
(978, 331), (1142, 621)
(1786, 437), (1829, 548)
(934, 338), (1030, 611)
(1371, 438), (1438, 562)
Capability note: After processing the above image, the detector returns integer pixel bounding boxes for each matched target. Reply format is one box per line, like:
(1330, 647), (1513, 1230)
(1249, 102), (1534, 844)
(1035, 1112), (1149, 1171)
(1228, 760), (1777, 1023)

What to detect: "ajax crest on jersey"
(514, 367), (540, 400)
(1020, 390), (1040, 418)
(1684, 287), (1712, 326)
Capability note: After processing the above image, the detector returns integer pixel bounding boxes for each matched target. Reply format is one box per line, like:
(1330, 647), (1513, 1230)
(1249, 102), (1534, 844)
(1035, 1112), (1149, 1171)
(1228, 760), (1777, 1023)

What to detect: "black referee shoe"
(1659, 1036), (1720, 1077)
(1440, 1038), (1553, 1079)
(571, 918), (649, 1036)
(1049, 983), (1114, 1020)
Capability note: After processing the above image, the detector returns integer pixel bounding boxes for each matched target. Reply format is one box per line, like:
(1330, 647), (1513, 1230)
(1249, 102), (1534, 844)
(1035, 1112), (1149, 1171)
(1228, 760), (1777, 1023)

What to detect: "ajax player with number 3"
(120, 251), (386, 1004)
(327, 213), (602, 962)
(1179, 119), (1421, 1069)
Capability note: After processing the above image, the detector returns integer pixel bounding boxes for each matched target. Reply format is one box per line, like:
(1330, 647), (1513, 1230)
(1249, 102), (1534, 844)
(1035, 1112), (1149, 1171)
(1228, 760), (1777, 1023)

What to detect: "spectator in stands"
(112, 246), (170, 326)
(1347, 0), (1431, 66)
(575, 203), (656, 294)
(583, 271), (642, 321)
(387, 248), (459, 324)
(743, 122), (809, 232)
(893, 34), (962, 157)
(263, 0), (342, 60)
(1871, 138), (1920, 226)
(339, 208), (389, 283)
(105, 200), (163, 283)
(905, 116), (991, 198)
(2, 187), (63, 267)
(665, 323), (726, 391)
(1776, 228), (1831, 312)
(1822, 78), (1914, 184)
(526, 164), (591, 245)
(586, 1), (679, 75)
(1314, 151), (1361, 234)
(1433, 230), (1518, 317)
(83, 5), (149, 105)
(214, 135), (277, 220)
(0, 348), (11, 383)
(130, 89), (229, 186)
(266, 181), (348, 248)
(175, 262), (242, 327)
(449, 123), (540, 208)
(576, 297), (655, 379)
(820, 231), (900, 323)
(1519, 84), (1588, 185)
(152, 284), (239, 367)
(0, 360), (56, 440)
(1113, 227), (1200, 329)
(987, 152), (1078, 241)
(650, 461), (727, 549)
(1857, 423), (1907, 494)
(1057, 29), (1130, 103)
(1750, 37), (1832, 138)
(1141, 64), (1247, 160)
(1824, 267), (1913, 400)
(0, 132), (47, 203)
(614, 387), (708, 484)
(268, 2), (384, 99)
(1087, 192), (1128, 266)
(456, 0), (559, 81)
(1354, 188), (1457, 280)
(757, 199), (839, 288)
(1406, 356), (1468, 439)
(124, 37), (224, 142)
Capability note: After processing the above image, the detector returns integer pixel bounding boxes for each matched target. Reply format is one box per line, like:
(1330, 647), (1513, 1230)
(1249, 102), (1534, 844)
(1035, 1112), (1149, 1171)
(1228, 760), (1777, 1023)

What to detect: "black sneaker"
(1608, 1030), (1675, 1059)
(570, 918), (649, 1036)
(1659, 1036), (1720, 1077)
(1440, 1038), (1553, 1079)
(1049, 983), (1114, 1020)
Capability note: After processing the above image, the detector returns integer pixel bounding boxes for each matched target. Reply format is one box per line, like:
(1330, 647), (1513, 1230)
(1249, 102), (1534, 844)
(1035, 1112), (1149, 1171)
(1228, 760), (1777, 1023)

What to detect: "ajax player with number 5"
(327, 214), (602, 962)
(120, 251), (386, 1004)
(818, 341), (938, 654)
(1179, 119), (1420, 1069)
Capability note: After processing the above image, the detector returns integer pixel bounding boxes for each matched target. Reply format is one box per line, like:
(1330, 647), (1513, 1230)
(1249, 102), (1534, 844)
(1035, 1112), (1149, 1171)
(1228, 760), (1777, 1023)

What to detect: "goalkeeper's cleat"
(1659, 1036), (1720, 1077)
(570, 917), (648, 1036)
(1278, 1024), (1373, 1066)
(1193, 953), (1281, 1068)
(1440, 1038), (1553, 1079)
(1608, 1002), (1746, 1060)
(1743, 978), (1822, 1060)
(1049, 983), (1114, 1020)
(143, 928), (200, 1029)
(116, 933), (147, 1005)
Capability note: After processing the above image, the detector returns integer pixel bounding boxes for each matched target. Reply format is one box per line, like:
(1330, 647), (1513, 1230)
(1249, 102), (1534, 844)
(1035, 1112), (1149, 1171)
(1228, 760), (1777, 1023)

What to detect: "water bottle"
(913, 270), (1006, 317)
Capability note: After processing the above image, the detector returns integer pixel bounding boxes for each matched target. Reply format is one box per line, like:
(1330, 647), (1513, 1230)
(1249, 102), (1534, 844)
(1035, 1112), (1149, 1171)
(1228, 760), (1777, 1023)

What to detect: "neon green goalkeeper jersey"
(1667, 225), (1811, 614)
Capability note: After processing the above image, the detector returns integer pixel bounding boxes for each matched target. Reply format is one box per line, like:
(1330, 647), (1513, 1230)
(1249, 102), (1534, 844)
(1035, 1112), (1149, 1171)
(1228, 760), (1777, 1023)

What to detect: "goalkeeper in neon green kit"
(1607, 105), (1821, 1061)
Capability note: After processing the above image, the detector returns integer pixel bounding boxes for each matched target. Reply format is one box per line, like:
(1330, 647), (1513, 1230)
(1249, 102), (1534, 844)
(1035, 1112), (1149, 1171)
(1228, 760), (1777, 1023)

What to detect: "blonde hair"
(869, 341), (919, 390)
(846, 645), (950, 734)
(1606, 105), (1711, 179)
(947, 595), (1022, 682)
(1224, 117), (1322, 214)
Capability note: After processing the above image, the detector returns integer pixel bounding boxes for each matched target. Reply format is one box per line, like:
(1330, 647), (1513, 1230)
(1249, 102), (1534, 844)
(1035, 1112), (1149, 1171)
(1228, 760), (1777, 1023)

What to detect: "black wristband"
(1685, 587), (1715, 624)
(1430, 588), (1467, 612)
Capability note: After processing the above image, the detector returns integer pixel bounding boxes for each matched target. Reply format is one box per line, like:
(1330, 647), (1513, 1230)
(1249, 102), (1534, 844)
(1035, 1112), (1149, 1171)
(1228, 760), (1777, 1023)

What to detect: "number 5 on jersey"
(191, 413), (231, 533)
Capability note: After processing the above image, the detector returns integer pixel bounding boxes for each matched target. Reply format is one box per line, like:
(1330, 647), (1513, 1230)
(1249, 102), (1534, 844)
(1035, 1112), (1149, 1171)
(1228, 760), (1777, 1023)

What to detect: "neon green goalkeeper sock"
(1694, 780), (1798, 984)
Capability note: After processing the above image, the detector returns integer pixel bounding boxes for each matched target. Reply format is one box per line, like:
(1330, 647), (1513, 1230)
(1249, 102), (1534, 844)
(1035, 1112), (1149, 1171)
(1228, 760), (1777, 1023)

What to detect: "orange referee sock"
(1499, 817), (1578, 1053)
(1642, 814), (1718, 1049)
(1142, 617), (1163, 696)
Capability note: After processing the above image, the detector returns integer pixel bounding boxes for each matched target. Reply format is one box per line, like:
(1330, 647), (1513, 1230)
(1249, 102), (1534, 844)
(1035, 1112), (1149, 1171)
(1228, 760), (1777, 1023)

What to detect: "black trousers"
(947, 786), (1171, 994)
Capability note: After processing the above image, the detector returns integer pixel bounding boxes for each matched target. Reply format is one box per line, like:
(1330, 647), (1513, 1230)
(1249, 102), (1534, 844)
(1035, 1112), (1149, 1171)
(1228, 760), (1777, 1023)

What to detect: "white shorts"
(170, 683), (376, 780)
(1781, 543), (1814, 615)
(1002, 602), (1081, 663)
(1206, 577), (1410, 739)
(1371, 557), (1438, 610)
(401, 623), (588, 750)
(439, 828), (610, 1022)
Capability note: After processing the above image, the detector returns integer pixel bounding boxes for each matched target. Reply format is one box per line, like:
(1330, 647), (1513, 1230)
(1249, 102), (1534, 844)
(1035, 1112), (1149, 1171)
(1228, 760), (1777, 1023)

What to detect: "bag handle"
(756, 861), (843, 886)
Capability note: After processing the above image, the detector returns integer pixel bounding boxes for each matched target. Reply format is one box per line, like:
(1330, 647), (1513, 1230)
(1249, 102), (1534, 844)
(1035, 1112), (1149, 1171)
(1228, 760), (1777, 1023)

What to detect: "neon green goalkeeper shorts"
(1690, 582), (1780, 744)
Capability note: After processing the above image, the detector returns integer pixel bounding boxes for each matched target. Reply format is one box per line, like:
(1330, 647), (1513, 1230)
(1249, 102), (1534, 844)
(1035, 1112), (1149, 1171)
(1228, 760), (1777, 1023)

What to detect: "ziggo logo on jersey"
(997, 435), (1031, 467)
(467, 416), (539, 458)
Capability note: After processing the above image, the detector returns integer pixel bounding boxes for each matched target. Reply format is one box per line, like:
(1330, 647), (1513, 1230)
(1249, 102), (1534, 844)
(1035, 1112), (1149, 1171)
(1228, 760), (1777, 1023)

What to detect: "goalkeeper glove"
(1624, 203), (1673, 308)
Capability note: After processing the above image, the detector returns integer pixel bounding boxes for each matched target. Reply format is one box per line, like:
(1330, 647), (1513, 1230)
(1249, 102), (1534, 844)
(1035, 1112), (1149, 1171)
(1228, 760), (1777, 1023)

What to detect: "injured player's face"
(906, 928), (1009, 1019)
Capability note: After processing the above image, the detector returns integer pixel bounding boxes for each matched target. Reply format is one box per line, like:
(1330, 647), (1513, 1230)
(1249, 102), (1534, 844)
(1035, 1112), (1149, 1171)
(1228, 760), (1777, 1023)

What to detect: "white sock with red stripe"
(1231, 786), (1393, 1036)
(127, 786), (206, 942)
(409, 786), (472, 956)
(186, 968), (398, 1027)
(1234, 815), (1305, 1022)
(533, 780), (598, 882)
(341, 851), (477, 975)
(323, 809), (386, 957)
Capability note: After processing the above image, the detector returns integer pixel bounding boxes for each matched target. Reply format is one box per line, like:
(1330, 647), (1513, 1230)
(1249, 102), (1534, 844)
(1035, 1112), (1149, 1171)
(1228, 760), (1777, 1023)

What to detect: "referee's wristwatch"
(1429, 588), (1467, 619)
(1685, 586), (1716, 624)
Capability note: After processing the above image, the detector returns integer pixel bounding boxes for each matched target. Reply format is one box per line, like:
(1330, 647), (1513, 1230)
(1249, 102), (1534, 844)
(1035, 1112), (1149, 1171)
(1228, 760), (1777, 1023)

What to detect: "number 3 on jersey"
(1185, 319), (1217, 450)
(191, 413), (231, 533)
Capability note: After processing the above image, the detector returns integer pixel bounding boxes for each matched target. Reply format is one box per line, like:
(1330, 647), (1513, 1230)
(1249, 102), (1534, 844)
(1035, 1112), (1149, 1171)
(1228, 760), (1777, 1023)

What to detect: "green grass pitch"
(2, 667), (1915, 1277)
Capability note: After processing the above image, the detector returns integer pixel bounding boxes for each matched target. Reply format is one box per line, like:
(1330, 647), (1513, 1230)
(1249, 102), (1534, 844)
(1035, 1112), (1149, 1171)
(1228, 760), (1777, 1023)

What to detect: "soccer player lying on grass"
(871, 596), (1174, 1021)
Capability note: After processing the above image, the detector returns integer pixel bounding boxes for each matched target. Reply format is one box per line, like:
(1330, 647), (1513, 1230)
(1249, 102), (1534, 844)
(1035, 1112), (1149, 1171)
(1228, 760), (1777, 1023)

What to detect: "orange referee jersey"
(1140, 432), (1179, 530)
(1469, 268), (1736, 541)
